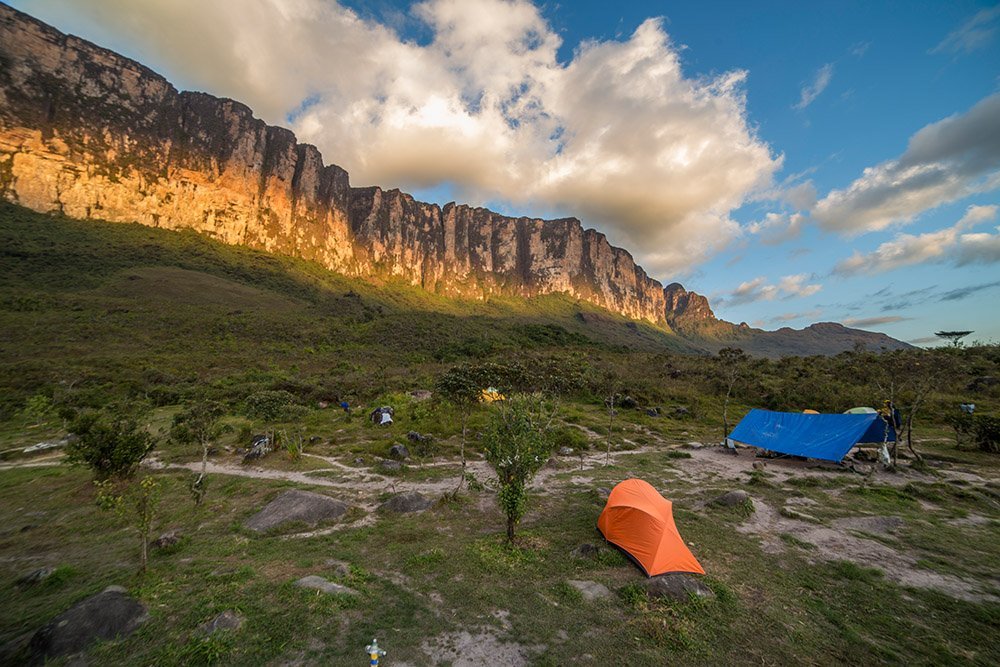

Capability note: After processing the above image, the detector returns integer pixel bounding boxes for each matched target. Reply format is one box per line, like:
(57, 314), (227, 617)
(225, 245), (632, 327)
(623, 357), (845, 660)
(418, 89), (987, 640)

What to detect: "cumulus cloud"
(930, 4), (1000, 56)
(747, 212), (805, 245)
(793, 63), (833, 110)
(722, 273), (822, 306)
(833, 204), (1000, 275)
(842, 315), (910, 328)
(29, 0), (780, 276)
(812, 94), (1000, 235)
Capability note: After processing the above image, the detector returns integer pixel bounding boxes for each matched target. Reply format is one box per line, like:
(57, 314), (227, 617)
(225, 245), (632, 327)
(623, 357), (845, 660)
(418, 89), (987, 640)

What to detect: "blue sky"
(15, 0), (1000, 344)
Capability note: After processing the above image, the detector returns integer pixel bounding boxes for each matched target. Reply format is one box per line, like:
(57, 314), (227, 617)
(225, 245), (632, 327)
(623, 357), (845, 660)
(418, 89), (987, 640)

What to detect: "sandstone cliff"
(0, 4), (666, 325)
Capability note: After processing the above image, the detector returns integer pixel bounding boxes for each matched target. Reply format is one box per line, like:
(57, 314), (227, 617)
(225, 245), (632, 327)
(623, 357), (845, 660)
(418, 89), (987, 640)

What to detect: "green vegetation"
(65, 410), (156, 479)
(482, 395), (553, 541)
(1, 204), (999, 664)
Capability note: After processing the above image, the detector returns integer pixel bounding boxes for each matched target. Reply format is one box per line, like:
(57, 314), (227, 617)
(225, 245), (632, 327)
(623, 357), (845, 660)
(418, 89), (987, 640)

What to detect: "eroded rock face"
(0, 5), (670, 325)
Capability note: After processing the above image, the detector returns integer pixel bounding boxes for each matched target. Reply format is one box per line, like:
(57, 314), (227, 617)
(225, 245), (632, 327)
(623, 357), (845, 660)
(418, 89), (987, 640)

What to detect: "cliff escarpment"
(0, 4), (667, 325)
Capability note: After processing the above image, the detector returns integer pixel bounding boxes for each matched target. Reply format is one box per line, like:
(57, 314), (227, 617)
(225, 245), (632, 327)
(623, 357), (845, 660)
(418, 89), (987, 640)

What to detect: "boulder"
(379, 491), (433, 514)
(684, 442), (704, 450)
(197, 610), (244, 636)
(558, 446), (574, 456)
(409, 389), (433, 401)
(389, 443), (410, 460)
(567, 580), (612, 601)
(645, 574), (715, 602)
(29, 586), (148, 660)
(379, 459), (402, 472)
(645, 408), (660, 417)
(752, 461), (766, 471)
(151, 529), (182, 550)
(595, 487), (611, 500)
(243, 490), (347, 533)
(295, 575), (358, 596)
(713, 490), (750, 507)
(406, 431), (430, 443)
(570, 543), (601, 559)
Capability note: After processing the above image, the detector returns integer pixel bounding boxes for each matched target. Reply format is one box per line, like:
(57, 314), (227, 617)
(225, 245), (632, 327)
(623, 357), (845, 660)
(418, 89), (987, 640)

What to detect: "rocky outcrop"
(0, 5), (667, 325)
(662, 282), (726, 334)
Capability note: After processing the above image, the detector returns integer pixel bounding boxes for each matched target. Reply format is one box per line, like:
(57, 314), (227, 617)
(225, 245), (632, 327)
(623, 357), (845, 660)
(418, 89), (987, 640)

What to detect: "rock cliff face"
(0, 5), (666, 325)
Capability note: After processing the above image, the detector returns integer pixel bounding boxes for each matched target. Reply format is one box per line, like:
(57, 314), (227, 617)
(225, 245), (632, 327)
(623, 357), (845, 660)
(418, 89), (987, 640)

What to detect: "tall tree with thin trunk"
(935, 331), (973, 348)
(170, 401), (228, 505)
(436, 365), (482, 495)
(717, 347), (748, 442)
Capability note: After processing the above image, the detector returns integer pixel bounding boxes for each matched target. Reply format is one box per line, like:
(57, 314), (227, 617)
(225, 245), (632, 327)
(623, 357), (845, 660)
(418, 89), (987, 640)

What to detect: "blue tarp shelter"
(728, 409), (896, 462)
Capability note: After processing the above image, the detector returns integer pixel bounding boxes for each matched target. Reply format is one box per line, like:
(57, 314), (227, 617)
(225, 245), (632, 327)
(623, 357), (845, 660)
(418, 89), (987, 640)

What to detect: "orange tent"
(597, 479), (705, 577)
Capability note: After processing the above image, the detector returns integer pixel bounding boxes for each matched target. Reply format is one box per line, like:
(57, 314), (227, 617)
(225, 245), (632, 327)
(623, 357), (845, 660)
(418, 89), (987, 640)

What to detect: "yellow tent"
(480, 387), (504, 403)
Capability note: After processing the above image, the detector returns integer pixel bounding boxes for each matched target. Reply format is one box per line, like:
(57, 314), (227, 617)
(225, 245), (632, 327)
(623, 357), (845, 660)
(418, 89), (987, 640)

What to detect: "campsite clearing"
(2, 416), (998, 665)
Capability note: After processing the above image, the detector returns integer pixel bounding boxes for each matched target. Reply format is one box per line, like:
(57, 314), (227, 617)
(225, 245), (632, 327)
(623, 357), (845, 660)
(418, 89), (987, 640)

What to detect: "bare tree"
(717, 347), (748, 442)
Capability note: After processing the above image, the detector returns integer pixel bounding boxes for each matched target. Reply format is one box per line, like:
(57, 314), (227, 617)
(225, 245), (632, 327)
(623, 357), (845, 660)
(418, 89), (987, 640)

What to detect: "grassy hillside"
(0, 203), (703, 419)
(1, 203), (999, 665)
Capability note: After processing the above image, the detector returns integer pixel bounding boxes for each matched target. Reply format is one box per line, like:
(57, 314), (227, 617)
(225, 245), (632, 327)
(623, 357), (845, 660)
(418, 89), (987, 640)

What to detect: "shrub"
(66, 410), (155, 479)
(94, 475), (162, 572)
(972, 415), (1000, 454)
(244, 390), (297, 421)
(482, 395), (552, 542)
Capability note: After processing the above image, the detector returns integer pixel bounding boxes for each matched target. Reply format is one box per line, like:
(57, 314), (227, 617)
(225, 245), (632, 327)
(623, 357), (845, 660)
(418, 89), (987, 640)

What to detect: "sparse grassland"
(1, 204), (999, 664)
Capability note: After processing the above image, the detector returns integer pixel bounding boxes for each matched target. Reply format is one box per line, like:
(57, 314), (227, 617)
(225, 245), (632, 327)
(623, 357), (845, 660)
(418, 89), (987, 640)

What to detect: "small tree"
(170, 401), (228, 505)
(717, 347), (749, 442)
(436, 365), (483, 493)
(482, 395), (551, 542)
(601, 370), (621, 466)
(67, 410), (156, 479)
(935, 331), (973, 348)
(871, 350), (956, 466)
(95, 475), (162, 573)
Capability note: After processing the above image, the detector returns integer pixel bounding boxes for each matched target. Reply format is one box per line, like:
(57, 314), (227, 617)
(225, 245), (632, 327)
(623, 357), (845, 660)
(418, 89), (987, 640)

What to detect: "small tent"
(597, 479), (704, 577)
(480, 387), (504, 403)
(728, 409), (895, 462)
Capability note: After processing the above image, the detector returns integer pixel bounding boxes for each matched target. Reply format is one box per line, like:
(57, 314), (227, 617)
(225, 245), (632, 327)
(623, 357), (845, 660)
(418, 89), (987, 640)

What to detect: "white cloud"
(748, 212), (805, 245)
(812, 93), (1000, 235)
(793, 63), (833, 110)
(833, 204), (1000, 275)
(842, 315), (910, 328)
(849, 41), (871, 58)
(28, 0), (780, 276)
(769, 308), (822, 324)
(778, 273), (823, 299)
(931, 5), (1000, 56)
(722, 273), (822, 305)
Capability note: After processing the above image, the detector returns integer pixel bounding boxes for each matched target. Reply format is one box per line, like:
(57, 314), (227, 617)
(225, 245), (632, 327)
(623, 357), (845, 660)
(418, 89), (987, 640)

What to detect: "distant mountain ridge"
(0, 4), (911, 356)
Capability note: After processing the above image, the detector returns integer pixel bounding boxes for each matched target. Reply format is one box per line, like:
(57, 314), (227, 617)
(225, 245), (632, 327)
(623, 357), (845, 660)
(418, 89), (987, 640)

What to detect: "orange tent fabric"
(597, 479), (705, 577)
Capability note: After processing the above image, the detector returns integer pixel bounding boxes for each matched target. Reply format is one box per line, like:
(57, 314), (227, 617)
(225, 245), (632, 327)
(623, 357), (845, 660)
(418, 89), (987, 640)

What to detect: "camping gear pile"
(243, 434), (273, 463)
(369, 406), (394, 426)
